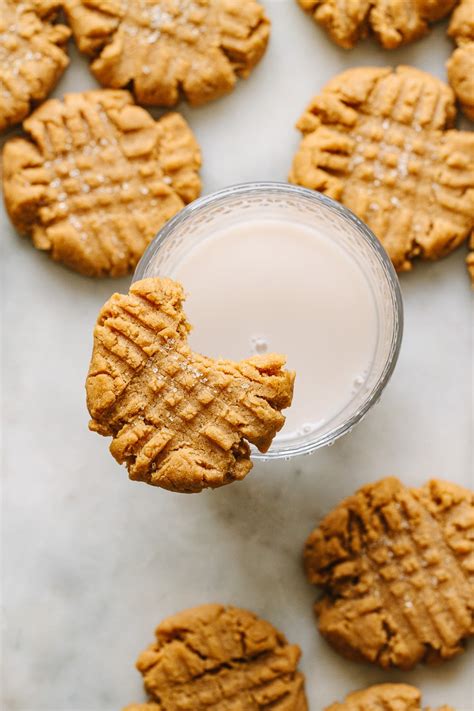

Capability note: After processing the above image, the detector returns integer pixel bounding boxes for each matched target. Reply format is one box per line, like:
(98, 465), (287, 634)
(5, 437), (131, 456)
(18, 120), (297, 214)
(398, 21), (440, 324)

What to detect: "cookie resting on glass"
(86, 277), (295, 493)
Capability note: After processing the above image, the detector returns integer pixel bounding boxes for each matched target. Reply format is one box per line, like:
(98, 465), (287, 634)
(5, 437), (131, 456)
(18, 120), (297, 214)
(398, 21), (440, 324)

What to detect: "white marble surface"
(1, 3), (473, 710)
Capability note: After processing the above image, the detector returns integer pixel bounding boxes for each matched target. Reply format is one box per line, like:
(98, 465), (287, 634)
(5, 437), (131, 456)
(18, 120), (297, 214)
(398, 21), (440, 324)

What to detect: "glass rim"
(133, 181), (404, 460)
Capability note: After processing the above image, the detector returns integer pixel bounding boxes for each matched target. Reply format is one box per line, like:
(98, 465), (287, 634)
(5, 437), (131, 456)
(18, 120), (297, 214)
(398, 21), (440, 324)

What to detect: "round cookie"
(63, 0), (270, 107)
(289, 66), (474, 272)
(325, 683), (453, 711)
(2, 90), (201, 277)
(0, 0), (70, 132)
(128, 604), (308, 710)
(447, 0), (474, 121)
(86, 277), (294, 493)
(304, 477), (474, 669)
(297, 0), (456, 50)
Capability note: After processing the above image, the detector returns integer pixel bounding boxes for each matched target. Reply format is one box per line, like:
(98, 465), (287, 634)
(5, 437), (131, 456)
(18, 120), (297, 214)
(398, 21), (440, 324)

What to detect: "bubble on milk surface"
(351, 367), (369, 395)
(296, 420), (325, 438)
(250, 335), (268, 355)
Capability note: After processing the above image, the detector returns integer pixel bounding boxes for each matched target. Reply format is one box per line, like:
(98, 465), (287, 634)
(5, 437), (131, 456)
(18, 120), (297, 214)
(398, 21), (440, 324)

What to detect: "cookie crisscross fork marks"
(289, 66), (474, 272)
(2, 90), (201, 276)
(86, 278), (294, 493)
(0, 0), (70, 132)
(130, 604), (308, 710)
(297, 0), (456, 49)
(304, 477), (474, 669)
(64, 0), (270, 106)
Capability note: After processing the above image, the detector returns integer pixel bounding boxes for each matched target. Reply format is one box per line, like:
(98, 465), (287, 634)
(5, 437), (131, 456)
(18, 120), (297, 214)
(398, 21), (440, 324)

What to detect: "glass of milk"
(133, 182), (403, 459)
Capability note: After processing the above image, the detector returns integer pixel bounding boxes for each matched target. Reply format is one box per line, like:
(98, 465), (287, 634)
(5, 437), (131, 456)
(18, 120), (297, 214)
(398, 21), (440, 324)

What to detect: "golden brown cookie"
(324, 683), (453, 711)
(289, 66), (474, 272)
(0, 0), (70, 132)
(304, 477), (474, 669)
(86, 277), (294, 493)
(447, 0), (474, 121)
(129, 604), (308, 710)
(63, 0), (270, 107)
(297, 0), (455, 49)
(2, 90), (201, 277)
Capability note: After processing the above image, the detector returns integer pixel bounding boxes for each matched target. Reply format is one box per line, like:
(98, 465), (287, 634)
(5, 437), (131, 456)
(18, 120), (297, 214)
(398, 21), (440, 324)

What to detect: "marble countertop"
(1, 2), (473, 710)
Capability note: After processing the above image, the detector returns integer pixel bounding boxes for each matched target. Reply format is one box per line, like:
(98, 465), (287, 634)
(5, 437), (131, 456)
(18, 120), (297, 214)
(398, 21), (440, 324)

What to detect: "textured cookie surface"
(86, 278), (294, 493)
(2, 90), (201, 277)
(304, 477), (474, 669)
(324, 683), (453, 711)
(130, 604), (308, 709)
(0, 0), (70, 132)
(297, 0), (455, 49)
(447, 0), (474, 120)
(63, 0), (270, 106)
(289, 66), (474, 272)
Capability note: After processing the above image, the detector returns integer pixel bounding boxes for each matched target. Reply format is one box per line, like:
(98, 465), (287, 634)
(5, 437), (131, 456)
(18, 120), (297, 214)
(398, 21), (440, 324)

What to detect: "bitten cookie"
(447, 0), (474, 121)
(0, 0), (70, 132)
(86, 277), (295, 493)
(126, 604), (308, 710)
(297, 0), (455, 49)
(63, 0), (270, 106)
(289, 66), (474, 272)
(325, 683), (453, 711)
(304, 477), (474, 669)
(2, 90), (201, 277)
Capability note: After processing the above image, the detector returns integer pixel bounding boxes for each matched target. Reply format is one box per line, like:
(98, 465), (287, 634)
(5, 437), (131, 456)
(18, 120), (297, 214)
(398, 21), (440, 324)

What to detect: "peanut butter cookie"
(63, 0), (270, 107)
(127, 604), (308, 710)
(2, 90), (201, 277)
(0, 0), (70, 132)
(289, 66), (474, 272)
(297, 0), (455, 49)
(447, 0), (474, 121)
(304, 477), (474, 669)
(325, 683), (453, 711)
(86, 277), (294, 493)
